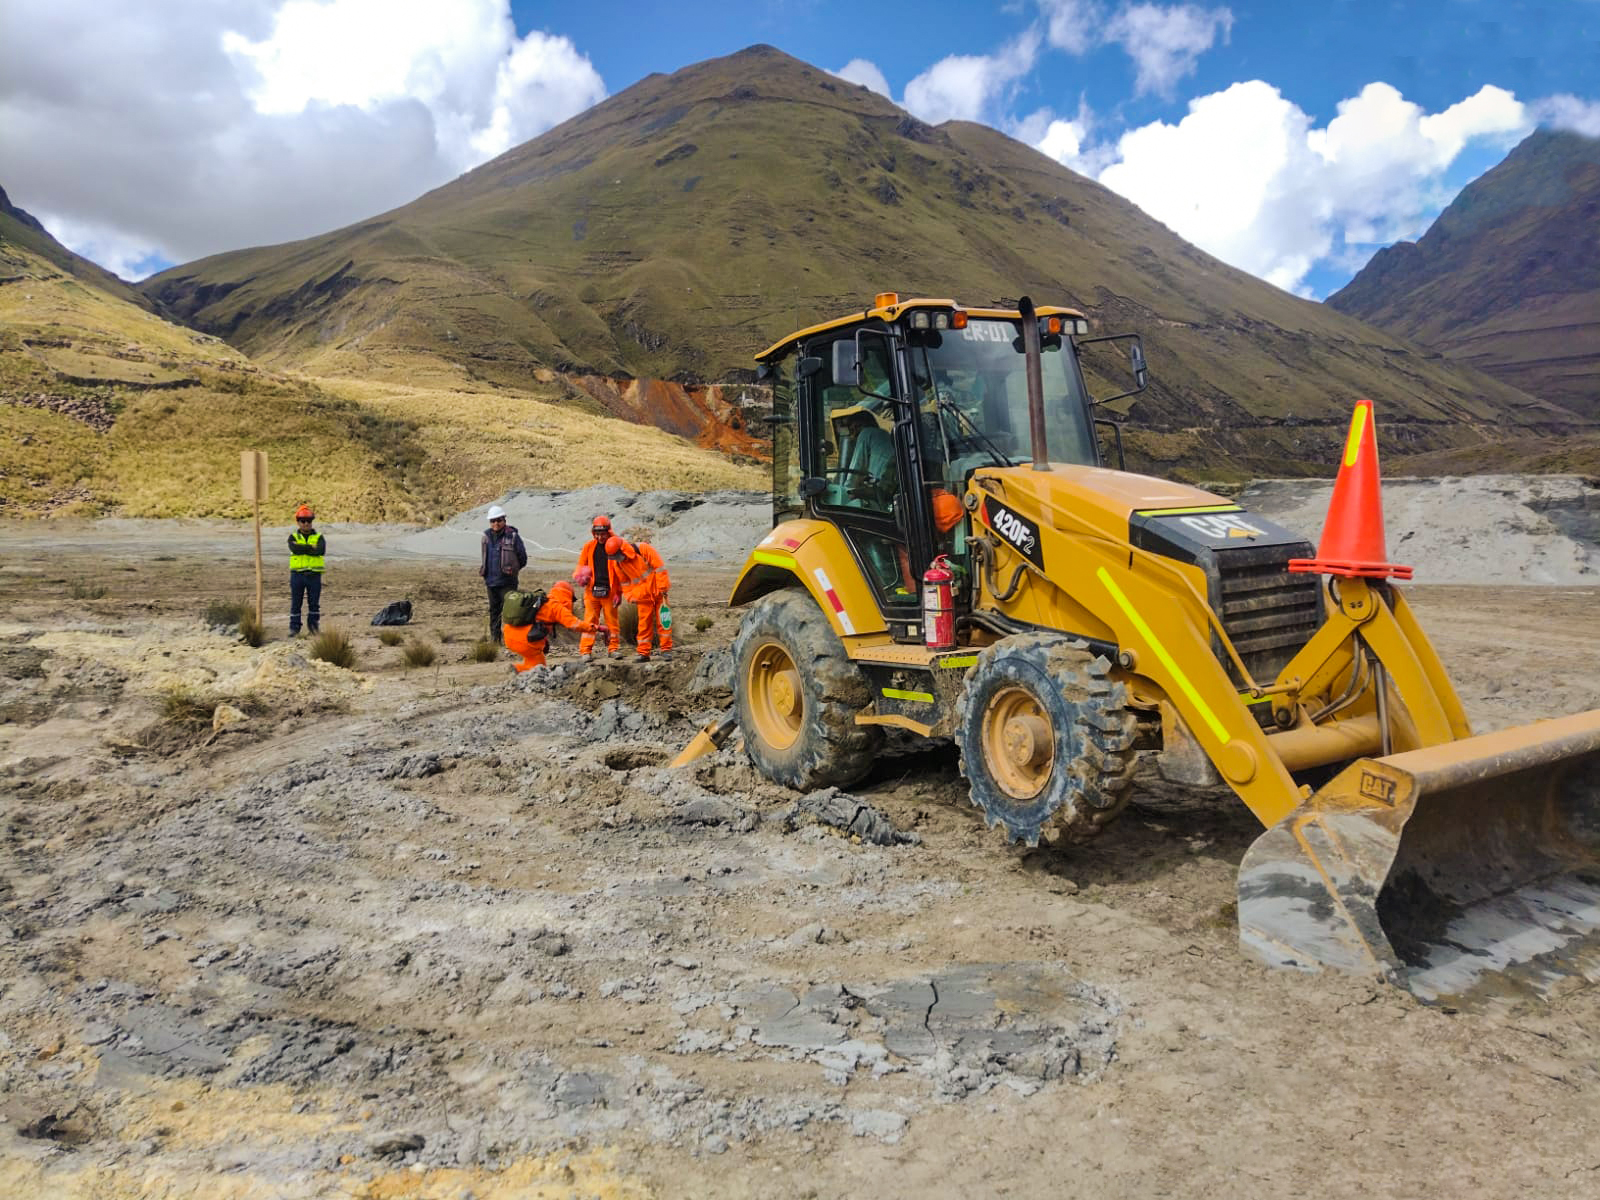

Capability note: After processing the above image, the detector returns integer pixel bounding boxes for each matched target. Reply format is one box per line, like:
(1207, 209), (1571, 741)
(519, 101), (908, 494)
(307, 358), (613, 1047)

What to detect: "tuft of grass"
(468, 639), (498, 662)
(377, 629), (404, 646)
(401, 638), (437, 668)
(309, 628), (356, 669)
(69, 579), (108, 600)
(160, 684), (214, 728)
(694, 615), (713, 632)
(203, 598), (252, 626)
(238, 611), (266, 647)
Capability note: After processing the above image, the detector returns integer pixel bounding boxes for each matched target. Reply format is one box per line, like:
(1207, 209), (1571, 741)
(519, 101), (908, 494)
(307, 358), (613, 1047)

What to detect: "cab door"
(802, 333), (922, 636)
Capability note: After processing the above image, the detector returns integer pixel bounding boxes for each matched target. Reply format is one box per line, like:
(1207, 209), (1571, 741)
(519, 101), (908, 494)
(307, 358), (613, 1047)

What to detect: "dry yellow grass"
(2, 243), (765, 520)
(315, 375), (765, 509)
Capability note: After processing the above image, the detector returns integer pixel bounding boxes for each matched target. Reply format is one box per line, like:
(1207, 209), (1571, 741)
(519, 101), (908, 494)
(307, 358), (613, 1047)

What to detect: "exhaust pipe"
(1017, 295), (1050, 472)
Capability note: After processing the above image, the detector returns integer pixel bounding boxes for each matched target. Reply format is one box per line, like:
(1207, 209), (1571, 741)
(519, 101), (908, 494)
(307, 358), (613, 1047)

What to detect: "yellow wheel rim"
(747, 639), (803, 752)
(981, 685), (1054, 800)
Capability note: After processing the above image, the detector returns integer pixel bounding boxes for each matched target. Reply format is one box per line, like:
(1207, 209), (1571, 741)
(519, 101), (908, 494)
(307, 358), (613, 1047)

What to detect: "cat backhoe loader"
(688, 292), (1600, 1008)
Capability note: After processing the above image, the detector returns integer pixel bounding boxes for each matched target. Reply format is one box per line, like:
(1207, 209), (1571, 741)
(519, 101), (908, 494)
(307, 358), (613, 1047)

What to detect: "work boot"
(635, 653), (651, 663)
(657, 650), (673, 662)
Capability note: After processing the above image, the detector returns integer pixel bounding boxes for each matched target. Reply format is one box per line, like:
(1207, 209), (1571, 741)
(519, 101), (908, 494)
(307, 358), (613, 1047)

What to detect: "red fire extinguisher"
(923, 554), (956, 650)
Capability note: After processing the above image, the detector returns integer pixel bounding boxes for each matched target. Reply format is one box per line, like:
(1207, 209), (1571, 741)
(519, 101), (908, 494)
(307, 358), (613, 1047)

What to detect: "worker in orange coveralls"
(612, 536), (673, 662)
(575, 515), (625, 660)
(502, 581), (595, 672)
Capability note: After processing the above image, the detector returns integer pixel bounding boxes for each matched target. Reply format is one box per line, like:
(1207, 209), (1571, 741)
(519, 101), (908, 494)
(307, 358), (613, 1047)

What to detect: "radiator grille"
(1214, 546), (1323, 687)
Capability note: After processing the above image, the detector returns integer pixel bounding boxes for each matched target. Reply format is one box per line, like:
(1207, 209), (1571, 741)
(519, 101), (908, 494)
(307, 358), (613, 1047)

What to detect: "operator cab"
(759, 295), (1114, 641)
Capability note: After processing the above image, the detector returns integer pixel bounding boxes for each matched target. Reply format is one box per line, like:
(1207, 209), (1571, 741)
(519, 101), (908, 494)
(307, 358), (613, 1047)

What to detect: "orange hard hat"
(605, 535), (622, 555)
(591, 514), (612, 530)
(550, 580), (573, 600)
(295, 504), (314, 519)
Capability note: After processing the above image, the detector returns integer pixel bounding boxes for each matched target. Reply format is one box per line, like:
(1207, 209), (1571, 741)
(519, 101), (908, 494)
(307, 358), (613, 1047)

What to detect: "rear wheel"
(956, 634), (1139, 846)
(732, 589), (882, 790)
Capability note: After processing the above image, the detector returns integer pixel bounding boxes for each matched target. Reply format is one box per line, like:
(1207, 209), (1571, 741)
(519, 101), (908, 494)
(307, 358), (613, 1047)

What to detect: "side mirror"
(1130, 342), (1148, 391)
(798, 356), (824, 379)
(756, 361), (775, 382)
(831, 340), (860, 388)
(800, 476), (829, 498)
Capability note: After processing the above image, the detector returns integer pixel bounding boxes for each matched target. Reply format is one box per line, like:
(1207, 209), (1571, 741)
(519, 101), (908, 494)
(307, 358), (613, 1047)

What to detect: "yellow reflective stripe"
(882, 688), (935, 703)
(1136, 504), (1242, 517)
(1096, 566), (1230, 745)
(752, 551), (796, 569)
(939, 654), (979, 669)
(1343, 405), (1368, 468)
(1240, 693), (1272, 706)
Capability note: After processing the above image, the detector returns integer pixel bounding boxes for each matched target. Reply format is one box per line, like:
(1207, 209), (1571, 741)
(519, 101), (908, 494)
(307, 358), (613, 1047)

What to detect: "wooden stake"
(253, 496), (263, 622)
(241, 449), (269, 624)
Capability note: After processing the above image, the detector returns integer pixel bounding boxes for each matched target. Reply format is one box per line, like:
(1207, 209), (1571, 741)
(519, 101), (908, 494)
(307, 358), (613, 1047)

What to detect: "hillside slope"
(0, 189), (761, 518)
(141, 45), (1583, 480)
(0, 185), (154, 312)
(1328, 130), (1600, 418)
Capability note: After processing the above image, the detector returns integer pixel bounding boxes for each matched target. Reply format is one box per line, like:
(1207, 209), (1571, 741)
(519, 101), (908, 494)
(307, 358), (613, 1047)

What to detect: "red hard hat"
(605, 535), (622, 555)
(591, 514), (611, 529)
(295, 504), (314, 519)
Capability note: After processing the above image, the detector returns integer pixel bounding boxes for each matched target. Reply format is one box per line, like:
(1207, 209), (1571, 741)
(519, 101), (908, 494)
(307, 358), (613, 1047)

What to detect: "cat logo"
(1358, 770), (1397, 805)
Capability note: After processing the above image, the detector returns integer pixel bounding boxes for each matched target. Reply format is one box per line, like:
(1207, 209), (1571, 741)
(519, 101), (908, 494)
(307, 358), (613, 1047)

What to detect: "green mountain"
(141, 45), (1586, 479)
(1328, 129), (1600, 419)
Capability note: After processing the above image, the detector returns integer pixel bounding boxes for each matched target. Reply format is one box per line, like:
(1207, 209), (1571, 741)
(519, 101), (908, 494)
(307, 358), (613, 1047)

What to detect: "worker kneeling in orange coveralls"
(611, 536), (673, 662)
(503, 580), (594, 672)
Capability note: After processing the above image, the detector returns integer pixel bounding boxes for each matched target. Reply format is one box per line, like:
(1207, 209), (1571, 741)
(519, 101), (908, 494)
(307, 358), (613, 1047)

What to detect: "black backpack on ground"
(371, 600), (413, 626)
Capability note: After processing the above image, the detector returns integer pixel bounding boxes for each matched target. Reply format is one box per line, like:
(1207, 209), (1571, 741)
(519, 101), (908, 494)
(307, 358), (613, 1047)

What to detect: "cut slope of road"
(7, 474), (1595, 585)
(1241, 473), (1600, 584)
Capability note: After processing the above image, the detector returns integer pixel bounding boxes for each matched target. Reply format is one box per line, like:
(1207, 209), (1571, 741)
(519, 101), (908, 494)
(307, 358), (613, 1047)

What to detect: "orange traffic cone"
(1288, 399), (1413, 580)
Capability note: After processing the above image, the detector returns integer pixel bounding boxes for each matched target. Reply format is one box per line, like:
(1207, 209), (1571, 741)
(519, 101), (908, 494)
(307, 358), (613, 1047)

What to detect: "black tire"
(956, 633), (1139, 846)
(731, 588), (883, 790)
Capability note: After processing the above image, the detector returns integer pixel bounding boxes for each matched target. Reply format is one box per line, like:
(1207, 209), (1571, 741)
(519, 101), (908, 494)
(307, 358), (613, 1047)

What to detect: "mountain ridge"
(1328, 129), (1600, 418)
(137, 45), (1590, 477)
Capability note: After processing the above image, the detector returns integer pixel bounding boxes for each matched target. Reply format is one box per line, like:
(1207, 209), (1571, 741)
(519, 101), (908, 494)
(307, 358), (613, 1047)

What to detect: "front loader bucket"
(1238, 710), (1600, 1008)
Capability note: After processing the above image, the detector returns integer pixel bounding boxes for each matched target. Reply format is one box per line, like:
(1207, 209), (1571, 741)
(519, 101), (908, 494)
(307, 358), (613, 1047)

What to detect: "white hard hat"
(487, 505), (507, 520)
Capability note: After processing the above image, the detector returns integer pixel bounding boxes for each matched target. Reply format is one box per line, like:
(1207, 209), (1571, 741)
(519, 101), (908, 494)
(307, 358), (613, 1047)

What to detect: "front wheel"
(731, 589), (882, 790)
(956, 634), (1139, 846)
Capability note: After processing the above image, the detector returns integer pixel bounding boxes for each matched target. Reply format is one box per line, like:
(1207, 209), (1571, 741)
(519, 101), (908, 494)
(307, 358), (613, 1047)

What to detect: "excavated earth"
(2, 514), (1599, 1198)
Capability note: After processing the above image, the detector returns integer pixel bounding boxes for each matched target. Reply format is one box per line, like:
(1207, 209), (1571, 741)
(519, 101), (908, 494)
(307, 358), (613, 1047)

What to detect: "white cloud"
(1039, 0), (1102, 55)
(1062, 80), (1534, 295)
(1104, 3), (1233, 97)
(902, 33), (1040, 125)
(834, 59), (891, 99)
(1534, 93), (1600, 137)
(0, 0), (605, 278)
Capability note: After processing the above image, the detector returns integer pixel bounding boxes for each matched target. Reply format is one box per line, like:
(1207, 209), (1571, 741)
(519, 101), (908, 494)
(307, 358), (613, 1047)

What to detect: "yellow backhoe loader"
(682, 292), (1600, 1007)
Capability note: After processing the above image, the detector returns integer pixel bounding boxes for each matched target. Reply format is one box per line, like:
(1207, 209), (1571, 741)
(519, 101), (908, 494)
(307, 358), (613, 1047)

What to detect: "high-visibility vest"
(289, 530), (325, 573)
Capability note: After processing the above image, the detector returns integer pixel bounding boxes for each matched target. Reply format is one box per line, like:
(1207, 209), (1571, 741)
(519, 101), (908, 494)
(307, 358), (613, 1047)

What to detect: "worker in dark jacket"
(288, 503), (326, 635)
(479, 504), (528, 645)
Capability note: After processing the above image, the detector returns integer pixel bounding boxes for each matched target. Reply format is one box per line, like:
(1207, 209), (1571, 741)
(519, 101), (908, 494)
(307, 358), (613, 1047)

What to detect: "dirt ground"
(3, 537), (1600, 1199)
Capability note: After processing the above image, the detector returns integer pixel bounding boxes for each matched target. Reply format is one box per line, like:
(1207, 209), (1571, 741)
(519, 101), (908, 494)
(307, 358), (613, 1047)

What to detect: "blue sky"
(1, 1), (1595, 297)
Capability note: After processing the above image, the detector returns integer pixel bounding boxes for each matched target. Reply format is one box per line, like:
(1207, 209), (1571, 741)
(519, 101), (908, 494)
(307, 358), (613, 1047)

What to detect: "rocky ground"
(2, 530), (1600, 1199)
